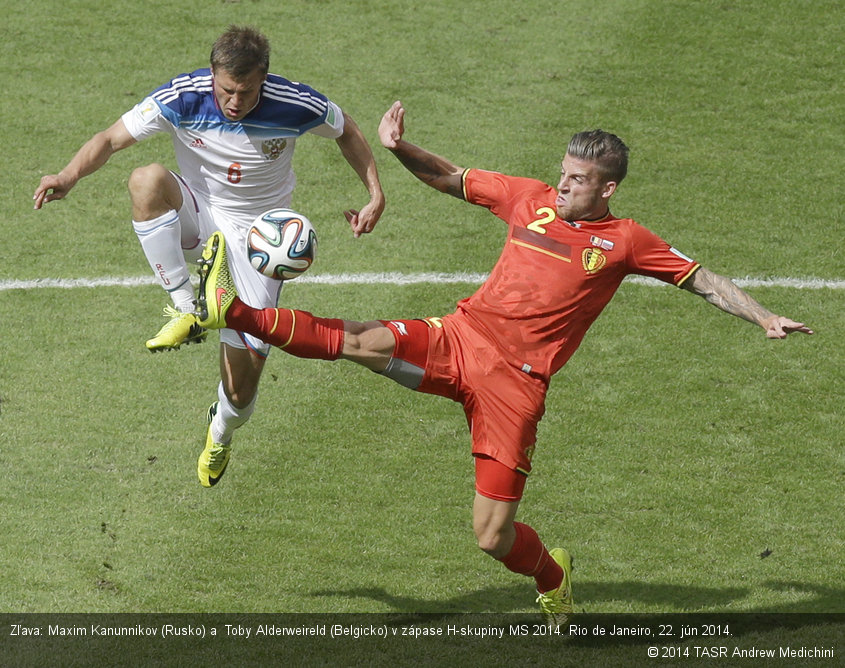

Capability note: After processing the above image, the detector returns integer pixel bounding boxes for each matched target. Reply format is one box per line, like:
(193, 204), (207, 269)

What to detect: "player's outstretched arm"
(378, 100), (465, 199)
(682, 266), (814, 338)
(33, 119), (136, 209)
(335, 111), (385, 238)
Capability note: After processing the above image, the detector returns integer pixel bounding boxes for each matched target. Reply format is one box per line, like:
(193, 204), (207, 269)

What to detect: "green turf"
(2, 0), (843, 664)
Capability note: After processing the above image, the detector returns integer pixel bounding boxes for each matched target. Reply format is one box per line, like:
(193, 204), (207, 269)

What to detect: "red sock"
(499, 522), (564, 593)
(226, 298), (344, 360)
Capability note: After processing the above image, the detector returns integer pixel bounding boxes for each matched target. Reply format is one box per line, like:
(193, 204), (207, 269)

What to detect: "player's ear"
(601, 181), (617, 200)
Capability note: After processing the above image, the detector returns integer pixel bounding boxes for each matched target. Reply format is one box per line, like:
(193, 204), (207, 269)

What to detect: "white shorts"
(174, 173), (285, 357)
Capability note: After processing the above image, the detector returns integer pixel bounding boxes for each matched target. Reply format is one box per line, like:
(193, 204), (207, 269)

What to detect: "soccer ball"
(246, 209), (317, 280)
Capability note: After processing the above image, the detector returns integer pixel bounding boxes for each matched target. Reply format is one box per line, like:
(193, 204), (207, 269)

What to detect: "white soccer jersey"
(121, 68), (344, 223)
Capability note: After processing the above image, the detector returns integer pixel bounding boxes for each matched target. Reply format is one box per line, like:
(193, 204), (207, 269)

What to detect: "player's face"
(555, 155), (616, 222)
(212, 68), (265, 121)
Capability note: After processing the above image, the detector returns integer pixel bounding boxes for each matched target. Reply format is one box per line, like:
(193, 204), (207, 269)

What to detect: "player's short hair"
(566, 130), (629, 184)
(210, 25), (271, 80)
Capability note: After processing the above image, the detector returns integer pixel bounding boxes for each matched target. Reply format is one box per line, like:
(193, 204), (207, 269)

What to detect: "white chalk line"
(0, 273), (843, 292)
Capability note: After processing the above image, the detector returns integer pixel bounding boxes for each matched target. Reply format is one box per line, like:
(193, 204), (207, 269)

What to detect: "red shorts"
(383, 312), (548, 486)
(474, 455), (527, 502)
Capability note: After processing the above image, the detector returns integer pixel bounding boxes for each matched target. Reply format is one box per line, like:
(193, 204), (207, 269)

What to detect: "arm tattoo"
(683, 267), (775, 327)
(390, 145), (465, 199)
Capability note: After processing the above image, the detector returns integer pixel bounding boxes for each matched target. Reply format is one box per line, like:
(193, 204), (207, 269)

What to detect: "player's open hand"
(764, 316), (814, 339)
(378, 101), (406, 150)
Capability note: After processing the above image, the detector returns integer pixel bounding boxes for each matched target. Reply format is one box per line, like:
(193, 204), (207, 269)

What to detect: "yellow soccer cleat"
(197, 429), (231, 487)
(145, 305), (207, 352)
(196, 231), (238, 330)
(197, 402), (231, 487)
(536, 548), (574, 631)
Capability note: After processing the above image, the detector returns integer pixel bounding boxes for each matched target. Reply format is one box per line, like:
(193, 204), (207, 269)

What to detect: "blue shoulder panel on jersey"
(150, 69), (218, 130)
(149, 69), (331, 138)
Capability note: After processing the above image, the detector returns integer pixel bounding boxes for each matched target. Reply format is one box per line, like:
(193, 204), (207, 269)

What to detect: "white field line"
(0, 273), (843, 292)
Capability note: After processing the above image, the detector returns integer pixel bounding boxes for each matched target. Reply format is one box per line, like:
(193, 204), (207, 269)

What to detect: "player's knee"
(474, 525), (510, 558)
(128, 163), (181, 217)
(128, 163), (170, 197)
(343, 322), (382, 351)
(340, 322), (393, 370)
(228, 389), (257, 409)
(221, 379), (258, 410)
(340, 329), (364, 354)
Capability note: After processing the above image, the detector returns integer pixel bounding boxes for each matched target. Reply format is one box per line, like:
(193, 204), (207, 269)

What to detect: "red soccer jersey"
(457, 169), (700, 380)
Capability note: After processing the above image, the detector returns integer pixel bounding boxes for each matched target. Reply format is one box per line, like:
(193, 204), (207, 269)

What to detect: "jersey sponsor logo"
(582, 247), (607, 274)
(261, 138), (287, 160)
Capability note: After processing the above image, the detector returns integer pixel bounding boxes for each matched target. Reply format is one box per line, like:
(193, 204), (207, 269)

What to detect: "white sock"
(133, 210), (194, 311)
(211, 381), (257, 445)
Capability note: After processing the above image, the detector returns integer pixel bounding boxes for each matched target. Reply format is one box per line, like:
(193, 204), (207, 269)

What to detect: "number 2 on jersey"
(527, 207), (556, 234)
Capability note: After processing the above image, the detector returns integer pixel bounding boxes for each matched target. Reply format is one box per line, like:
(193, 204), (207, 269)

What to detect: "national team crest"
(582, 247), (607, 274)
(262, 138), (287, 160)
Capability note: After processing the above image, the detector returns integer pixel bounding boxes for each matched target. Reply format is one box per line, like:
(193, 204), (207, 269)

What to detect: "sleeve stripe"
(261, 89), (326, 115)
(677, 263), (701, 287)
(461, 168), (472, 201)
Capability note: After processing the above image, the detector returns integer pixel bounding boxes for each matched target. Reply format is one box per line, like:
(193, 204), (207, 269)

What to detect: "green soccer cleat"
(536, 547), (574, 631)
(197, 402), (231, 487)
(196, 231), (238, 330)
(145, 305), (207, 352)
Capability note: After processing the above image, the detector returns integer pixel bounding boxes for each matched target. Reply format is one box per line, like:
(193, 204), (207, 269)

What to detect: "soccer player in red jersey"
(195, 101), (813, 627)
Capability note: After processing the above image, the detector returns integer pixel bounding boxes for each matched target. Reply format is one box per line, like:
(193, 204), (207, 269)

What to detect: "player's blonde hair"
(210, 25), (271, 80)
(567, 130), (629, 184)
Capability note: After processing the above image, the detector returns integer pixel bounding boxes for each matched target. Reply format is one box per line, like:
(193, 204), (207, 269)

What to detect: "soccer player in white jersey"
(34, 26), (385, 487)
